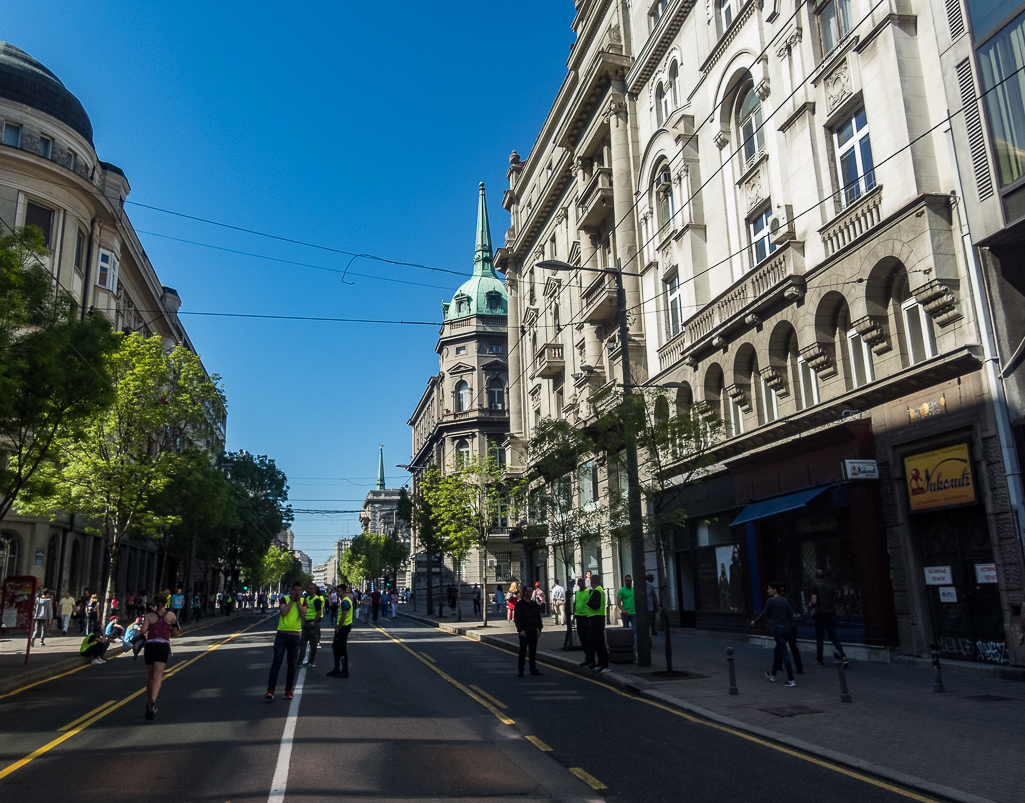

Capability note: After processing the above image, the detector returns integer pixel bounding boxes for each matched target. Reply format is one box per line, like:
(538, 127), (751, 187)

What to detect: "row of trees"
(1, 227), (293, 621)
(337, 530), (409, 590)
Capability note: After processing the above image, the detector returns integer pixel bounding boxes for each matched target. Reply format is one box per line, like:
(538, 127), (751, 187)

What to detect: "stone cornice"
(627, 0), (698, 94)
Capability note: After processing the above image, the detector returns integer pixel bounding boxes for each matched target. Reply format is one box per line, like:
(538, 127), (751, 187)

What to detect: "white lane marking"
(267, 665), (306, 803)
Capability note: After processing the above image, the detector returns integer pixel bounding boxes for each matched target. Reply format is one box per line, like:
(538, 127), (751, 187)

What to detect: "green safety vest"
(587, 586), (607, 617)
(339, 597), (353, 627)
(305, 594), (324, 621)
(574, 588), (591, 617)
(278, 600), (303, 633)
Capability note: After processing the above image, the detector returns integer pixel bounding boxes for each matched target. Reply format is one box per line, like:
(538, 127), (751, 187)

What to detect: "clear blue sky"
(4, 2), (576, 563)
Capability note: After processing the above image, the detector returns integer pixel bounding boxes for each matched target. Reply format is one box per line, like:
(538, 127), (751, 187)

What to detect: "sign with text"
(924, 566), (953, 585)
(939, 586), (958, 603)
(904, 443), (977, 512)
(974, 564), (998, 584)
(1, 575), (39, 631)
(843, 459), (879, 480)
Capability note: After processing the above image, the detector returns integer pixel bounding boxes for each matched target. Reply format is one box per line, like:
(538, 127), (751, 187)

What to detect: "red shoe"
(284, 690), (294, 700)
(265, 689), (274, 700)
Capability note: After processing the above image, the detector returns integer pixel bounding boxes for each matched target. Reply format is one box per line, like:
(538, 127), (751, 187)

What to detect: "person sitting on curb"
(81, 629), (109, 665)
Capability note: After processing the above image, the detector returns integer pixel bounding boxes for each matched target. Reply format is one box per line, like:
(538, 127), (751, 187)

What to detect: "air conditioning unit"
(769, 204), (795, 244)
(490, 403), (504, 410)
(654, 171), (672, 193)
(487, 558), (497, 568)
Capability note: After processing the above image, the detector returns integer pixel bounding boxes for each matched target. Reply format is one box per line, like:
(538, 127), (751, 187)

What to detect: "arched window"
(737, 85), (765, 166)
(455, 439), (470, 468)
(455, 380), (471, 412)
(668, 62), (679, 110)
(0, 533), (18, 581)
(488, 378), (505, 410)
(655, 83), (666, 127)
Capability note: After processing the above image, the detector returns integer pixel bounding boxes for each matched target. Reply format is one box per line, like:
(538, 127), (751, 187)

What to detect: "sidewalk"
(400, 604), (1024, 803)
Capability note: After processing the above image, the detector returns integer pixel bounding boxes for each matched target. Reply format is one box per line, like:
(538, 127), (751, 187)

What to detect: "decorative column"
(607, 89), (642, 339)
(506, 265), (524, 436)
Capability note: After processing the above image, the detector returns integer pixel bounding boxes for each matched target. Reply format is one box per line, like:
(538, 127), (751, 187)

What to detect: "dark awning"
(730, 486), (831, 527)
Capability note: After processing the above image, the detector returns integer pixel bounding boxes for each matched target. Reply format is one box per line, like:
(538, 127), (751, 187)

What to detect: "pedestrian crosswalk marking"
(468, 685), (508, 709)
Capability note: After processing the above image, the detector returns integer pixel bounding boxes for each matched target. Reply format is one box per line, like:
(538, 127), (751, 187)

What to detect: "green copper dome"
(442, 183), (507, 322)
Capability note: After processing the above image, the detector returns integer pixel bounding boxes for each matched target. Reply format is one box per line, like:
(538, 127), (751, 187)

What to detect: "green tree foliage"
(0, 227), (119, 523)
(339, 532), (385, 585)
(254, 545), (296, 589)
(19, 333), (225, 620)
(397, 482), (444, 615)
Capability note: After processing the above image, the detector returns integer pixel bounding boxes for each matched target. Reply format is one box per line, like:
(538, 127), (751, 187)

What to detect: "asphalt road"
(0, 613), (940, 802)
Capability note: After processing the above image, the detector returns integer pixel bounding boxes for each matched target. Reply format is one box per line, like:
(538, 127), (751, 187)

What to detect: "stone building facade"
(500, 0), (1024, 663)
(0, 43), (221, 599)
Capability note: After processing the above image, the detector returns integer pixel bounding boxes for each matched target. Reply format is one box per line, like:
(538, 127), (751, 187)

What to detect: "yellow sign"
(904, 443), (977, 512)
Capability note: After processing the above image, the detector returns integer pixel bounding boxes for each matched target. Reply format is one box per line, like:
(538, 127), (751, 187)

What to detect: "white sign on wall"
(974, 564), (998, 584)
(843, 459), (879, 480)
(939, 586), (958, 603)
(924, 566), (953, 585)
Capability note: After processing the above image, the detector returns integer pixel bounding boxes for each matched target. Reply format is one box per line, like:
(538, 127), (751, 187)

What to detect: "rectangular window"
(67, 150), (77, 172)
(455, 345), (467, 355)
(847, 328), (875, 387)
(496, 553), (511, 581)
(25, 202), (53, 247)
(666, 273), (684, 338)
(818, 0), (853, 55)
(74, 229), (85, 270)
(761, 377), (779, 423)
(835, 109), (876, 207)
(487, 344), (504, 354)
(798, 356), (820, 408)
(901, 297), (937, 364)
(749, 206), (776, 265)
(2, 123), (21, 147)
(97, 249), (120, 294)
(978, 10), (1025, 187)
(729, 396), (746, 437)
(579, 460), (599, 509)
(39, 137), (52, 159)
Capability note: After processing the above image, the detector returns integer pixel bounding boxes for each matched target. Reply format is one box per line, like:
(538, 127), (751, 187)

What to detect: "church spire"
(473, 182), (497, 278)
(376, 444), (385, 491)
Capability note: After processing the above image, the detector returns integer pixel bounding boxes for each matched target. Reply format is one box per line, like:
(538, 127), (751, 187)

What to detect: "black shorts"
(143, 641), (171, 665)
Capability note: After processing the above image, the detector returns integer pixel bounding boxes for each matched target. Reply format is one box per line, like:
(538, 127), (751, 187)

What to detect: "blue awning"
(730, 486), (831, 527)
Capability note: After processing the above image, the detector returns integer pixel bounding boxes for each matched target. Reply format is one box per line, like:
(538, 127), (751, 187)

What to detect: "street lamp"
(536, 258), (653, 667)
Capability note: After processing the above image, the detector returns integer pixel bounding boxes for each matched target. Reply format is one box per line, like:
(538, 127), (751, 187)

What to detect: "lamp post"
(537, 259), (652, 666)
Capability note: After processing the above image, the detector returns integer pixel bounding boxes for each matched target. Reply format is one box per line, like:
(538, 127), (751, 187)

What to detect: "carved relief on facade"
(745, 166), (765, 212)
(914, 278), (963, 326)
(824, 58), (853, 113)
(853, 315), (891, 355)
(727, 383), (752, 412)
(714, 129), (730, 150)
(760, 366), (790, 398)
(799, 342), (838, 378)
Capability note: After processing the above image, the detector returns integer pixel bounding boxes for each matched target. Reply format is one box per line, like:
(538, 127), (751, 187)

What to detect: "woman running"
(140, 591), (181, 720)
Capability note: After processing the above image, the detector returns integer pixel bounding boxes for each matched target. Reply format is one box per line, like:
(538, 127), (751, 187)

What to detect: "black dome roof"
(0, 42), (93, 145)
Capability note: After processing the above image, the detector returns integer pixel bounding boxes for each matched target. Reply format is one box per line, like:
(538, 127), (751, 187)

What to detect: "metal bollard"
(835, 659), (852, 702)
(930, 643), (945, 693)
(727, 646), (739, 695)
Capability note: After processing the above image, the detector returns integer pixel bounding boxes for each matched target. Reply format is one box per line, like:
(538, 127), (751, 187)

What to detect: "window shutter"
(946, 0), (965, 39)
(956, 59), (994, 201)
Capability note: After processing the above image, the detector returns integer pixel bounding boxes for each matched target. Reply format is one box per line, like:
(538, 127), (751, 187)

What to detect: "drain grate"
(962, 694), (1015, 702)
(760, 705), (826, 718)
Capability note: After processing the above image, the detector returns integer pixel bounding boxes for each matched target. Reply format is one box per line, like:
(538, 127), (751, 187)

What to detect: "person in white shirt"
(550, 581), (566, 626)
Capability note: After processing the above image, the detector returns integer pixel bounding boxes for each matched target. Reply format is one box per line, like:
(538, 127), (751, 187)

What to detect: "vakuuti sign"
(904, 443), (977, 512)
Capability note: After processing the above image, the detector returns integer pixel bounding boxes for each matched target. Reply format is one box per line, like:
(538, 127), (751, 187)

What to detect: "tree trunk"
(184, 527), (197, 623)
(456, 558), (462, 622)
(480, 550), (489, 628)
(101, 535), (122, 625)
(656, 534), (673, 673)
(423, 550), (433, 622)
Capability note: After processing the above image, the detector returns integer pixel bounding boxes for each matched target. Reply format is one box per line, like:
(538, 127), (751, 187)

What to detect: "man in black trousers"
(514, 590), (544, 676)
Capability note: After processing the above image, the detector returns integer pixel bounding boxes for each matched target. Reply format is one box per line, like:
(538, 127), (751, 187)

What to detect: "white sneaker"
(91, 658), (105, 665)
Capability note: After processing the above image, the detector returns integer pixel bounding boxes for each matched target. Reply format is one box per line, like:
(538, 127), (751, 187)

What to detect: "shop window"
(978, 10), (1025, 187)
(25, 201), (54, 248)
(666, 272), (684, 338)
(901, 297), (937, 364)
(737, 85), (765, 167)
(834, 108), (876, 207)
(455, 380), (471, 412)
(846, 327), (875, 387)
(749, 204), (776, 265)
(693, 522), (745, 613)
(817, 0), (853, 56)
(2, 123), (21, 147)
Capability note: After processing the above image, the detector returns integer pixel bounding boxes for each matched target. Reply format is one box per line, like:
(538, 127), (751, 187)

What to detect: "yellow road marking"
(469, 685), (508, 710)
(442, 625), (941, 803)
(569, 767), (607, 790)
(0, 618), (266, 781)
(373, 626), (514, 725)
(525, 735), (552, 752)
(57, 700), (117, 732)
(419, 651), (437, 663)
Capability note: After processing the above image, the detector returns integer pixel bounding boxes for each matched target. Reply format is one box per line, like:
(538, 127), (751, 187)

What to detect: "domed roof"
(0, 43), (93, 145)
(443, 183), (507, 321)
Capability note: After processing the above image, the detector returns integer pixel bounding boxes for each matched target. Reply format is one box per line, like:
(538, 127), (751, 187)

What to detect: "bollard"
(835, 659), (852, 702)
(727, 646), (739, 695)
(930, 643), (945, 693)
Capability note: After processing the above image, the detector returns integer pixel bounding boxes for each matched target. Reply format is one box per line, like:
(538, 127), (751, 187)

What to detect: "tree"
(397, 482), (445, 616)
(380, 530), (410, 590)
(424, 455), (523, 628)
(19, 333), (225, 622)
(254, 545), (295, 590)
(0, 227), (120, 525)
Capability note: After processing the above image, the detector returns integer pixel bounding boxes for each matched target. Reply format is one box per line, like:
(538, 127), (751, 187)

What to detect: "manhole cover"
(962, 694), (1015, 702)
(645, 670), (709, 681)
(760, 705), (826, 718)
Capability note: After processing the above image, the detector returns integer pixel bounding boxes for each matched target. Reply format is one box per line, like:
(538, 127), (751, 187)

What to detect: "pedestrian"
(617, 575), (636, 632)
(124, 616), (146, 658)
(80, 629), (109, 664)
(370, 587), (382, 622)
(298, 583), (324, 667)
(514, 587), (544, 676)
(810, 569), (848, 669)
(494, 585), (505, 615)
(389, 589), (398, 619)
(645, 573), (660, 636)
(328, 588), (339, 625)
(472, 584), (481, 616)
(171, 587), (185, 620)
(87, 593), (100, 633)
(31, 589), (54, 646)
(778, 583), (804, 675)
(104, 614), (125, 641)
(550, 579), (566, 626)
(326, 583), (354, 678)
(586, 574), (610, 673)
(192, 592), (202, 621)
(506, 588), (517, 622)
(77, 587), (91, 633)
(361, 592), (372, 624)
(266, 581), (307, 701)
(447, 583), (458, 614)
(140, 591), (181, 720)
(531, 581), (547, 615)
(574, 577), (594, 668)
(751, 582), (798, 687)
(59, 590), (75, 635)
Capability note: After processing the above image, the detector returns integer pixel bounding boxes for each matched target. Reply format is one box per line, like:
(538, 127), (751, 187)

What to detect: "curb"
(398, 611), (994, 803)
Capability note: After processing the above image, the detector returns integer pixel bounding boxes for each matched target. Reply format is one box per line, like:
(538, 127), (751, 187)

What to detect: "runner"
(140, 591), (181, 720)
(326, 583), (354, 678)
(267, 581), (307, 701)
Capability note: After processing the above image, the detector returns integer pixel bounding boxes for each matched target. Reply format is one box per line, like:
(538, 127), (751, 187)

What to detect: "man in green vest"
(298, 583), (324, 668)
(266, 581), (307, 700)
(327, 583), (354, 678)
(587, 574), (610, 673)
(574, 577), (594, 668)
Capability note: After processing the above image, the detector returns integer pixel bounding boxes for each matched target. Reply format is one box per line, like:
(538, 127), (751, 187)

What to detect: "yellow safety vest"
(586, 586), (606, 617)
(305, 594), (324, 621)
(574, 588), (591, 617)
(339, 597), (354, 627)
(278, 600), (303, 632)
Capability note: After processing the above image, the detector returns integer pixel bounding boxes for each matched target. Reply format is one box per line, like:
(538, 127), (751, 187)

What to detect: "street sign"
(842, 459), (879, 480)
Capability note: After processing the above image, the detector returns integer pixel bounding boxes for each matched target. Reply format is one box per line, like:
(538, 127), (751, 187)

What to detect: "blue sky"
(4, 2), (576, 563)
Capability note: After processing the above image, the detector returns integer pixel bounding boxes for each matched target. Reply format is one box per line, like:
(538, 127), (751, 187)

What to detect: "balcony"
(580, 270), (618, 323)
(820, 184), (883, 258)
(657, 329), (687, 372)
(444, 408), (508, 423)
(683, 242), (805, 358)
(533, 342), (565, 378)
(577, 167), (614, 229)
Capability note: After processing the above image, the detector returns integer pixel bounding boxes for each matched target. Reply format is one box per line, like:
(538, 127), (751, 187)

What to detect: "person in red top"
(370, 589), (382, 623)
(140, 591), (181, 720)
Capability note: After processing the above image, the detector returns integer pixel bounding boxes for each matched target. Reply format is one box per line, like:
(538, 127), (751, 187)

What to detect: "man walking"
(77, 587), (90, 633)
(59, 591), (75, 635)
(171, 587), (185, 620)
(298, 583), (324, 667)
(327, 583), (354, 678)
(587, 575), (610, 673)
(31, 589), (54, 647)
(328, 588), (339, 626)
(574, 577), (594, 668)
(370, 587), (382, 622)
(550, 579), (566, 626)
(472, 584), (482, 616)
(266, 581), (307, 700)
(514, 588), (544, 676)
(810, 569), (848, 668)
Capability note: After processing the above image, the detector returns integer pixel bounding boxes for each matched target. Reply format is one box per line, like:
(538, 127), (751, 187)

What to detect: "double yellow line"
(0, 617), (266, 781)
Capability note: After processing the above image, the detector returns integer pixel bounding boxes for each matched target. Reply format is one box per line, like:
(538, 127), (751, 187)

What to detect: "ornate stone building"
(0, 42), (222, 597)
(501, 1), (1024, 664)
